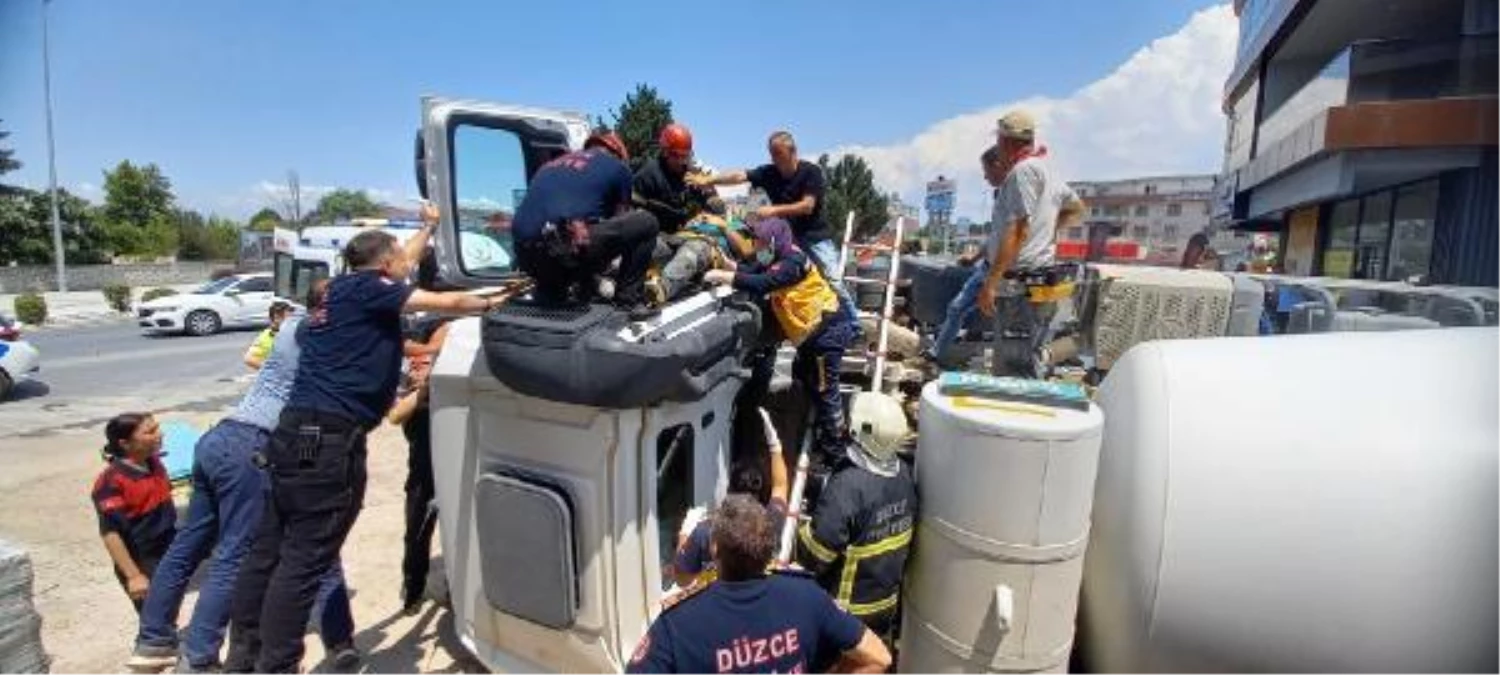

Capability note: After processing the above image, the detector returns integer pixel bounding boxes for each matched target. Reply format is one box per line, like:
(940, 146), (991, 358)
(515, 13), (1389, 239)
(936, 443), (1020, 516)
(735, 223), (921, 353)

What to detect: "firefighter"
(627, 495), (892, 674)
(512, 130), (660, 318)
(795, 392), (918, 641)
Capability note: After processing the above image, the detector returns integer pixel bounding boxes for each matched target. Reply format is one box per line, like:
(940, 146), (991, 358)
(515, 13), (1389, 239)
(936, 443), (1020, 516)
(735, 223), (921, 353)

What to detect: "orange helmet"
(659, 123), (693, 158)
(584, 131), (629, 162)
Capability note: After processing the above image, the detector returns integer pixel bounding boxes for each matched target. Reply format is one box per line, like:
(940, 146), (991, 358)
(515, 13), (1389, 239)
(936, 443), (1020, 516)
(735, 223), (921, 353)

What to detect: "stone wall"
(0, 261), (232, 293)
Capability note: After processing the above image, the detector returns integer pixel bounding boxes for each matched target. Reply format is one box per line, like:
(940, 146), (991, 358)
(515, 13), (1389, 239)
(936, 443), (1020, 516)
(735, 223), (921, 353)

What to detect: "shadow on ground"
(3, 380), (51, 403)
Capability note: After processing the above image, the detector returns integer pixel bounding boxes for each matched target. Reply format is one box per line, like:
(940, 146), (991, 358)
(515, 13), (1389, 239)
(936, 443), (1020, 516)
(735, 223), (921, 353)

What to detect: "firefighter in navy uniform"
(796, 392), (918, 642)
(627, 495), (891, 674)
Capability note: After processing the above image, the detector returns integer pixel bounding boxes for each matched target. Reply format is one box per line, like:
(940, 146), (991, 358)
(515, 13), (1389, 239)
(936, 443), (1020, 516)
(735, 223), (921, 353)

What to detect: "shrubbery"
(13, 293), (46, 325)
(102, 284), (133, 313)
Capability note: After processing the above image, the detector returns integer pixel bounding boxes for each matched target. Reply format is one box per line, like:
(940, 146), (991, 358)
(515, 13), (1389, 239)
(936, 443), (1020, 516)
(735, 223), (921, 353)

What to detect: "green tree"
(314, 189), (381, 223)
(101, 160), (175, 228)
(247, 207), (283, 232)
(100, 160), (178, 257)
(179, 211), (242, 261)
(0, 120), (21, 196)
(0, 187), (110, 265)
(818, 154), (891, 239)
(605, 84), (673, 169)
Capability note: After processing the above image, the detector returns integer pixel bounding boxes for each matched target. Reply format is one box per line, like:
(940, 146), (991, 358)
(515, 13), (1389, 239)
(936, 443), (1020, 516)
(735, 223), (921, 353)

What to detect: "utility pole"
(42, 0), (66, 291)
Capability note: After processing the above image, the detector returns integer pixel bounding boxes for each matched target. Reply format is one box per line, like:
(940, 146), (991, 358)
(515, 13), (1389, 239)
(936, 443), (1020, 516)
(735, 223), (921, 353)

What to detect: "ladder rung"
(842, 277), (890, 286)
(850, 243), (894, 253)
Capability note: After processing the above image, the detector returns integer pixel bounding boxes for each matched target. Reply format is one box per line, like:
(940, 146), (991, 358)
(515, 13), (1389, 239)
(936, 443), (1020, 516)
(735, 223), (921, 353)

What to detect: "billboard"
(924, 177), (956, 214)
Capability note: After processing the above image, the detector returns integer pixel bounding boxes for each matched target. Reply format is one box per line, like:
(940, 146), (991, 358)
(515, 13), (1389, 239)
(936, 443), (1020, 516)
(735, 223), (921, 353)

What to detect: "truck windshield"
(273, 252), (330, 305)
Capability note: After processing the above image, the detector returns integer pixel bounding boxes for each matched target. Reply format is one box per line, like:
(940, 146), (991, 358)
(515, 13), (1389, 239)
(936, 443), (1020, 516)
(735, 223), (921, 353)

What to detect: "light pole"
(42, 0), (66, 291)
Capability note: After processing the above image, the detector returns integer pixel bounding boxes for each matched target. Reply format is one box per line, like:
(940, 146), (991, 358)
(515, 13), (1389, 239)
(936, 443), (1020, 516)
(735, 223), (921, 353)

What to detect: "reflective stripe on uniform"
(846, 591), (901, 617)
(797, 521), (838, 563)
(837, 528), (913, 610)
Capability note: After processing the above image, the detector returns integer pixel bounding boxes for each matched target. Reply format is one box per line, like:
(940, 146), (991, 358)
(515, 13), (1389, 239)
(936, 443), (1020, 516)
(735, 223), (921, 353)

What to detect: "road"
(0, 320), (259, 437)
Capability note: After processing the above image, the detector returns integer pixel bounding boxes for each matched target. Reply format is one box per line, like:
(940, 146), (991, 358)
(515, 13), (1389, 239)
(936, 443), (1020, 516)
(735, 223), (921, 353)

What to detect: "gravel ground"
(0, 408), (483, 674)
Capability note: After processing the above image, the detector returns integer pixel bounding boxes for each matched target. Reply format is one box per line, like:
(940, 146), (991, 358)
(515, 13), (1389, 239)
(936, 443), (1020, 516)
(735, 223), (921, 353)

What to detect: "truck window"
(656, 424), (694, 590)
(452, 124), (526, 278)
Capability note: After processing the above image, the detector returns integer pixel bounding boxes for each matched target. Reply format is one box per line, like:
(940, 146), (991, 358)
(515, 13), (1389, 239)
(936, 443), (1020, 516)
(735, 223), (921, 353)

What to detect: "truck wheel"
(0, 370), (12, 401)
(186, 310), (222, 337)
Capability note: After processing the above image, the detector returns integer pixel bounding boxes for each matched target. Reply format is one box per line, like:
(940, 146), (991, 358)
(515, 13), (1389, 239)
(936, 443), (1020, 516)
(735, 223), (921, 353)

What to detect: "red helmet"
(659, 123), (693, 158)
(584, 131), (630, 162)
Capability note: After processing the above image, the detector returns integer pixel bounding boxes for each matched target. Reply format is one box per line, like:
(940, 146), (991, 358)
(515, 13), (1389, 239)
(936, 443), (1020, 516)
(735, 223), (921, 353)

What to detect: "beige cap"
(997, 110), (1037, 141)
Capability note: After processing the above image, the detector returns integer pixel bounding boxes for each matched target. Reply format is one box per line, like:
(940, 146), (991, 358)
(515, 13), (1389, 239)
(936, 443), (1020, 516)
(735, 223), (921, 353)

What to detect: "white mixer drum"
(1080, 328), (1498, 673)
(902, 382), (1104, 673)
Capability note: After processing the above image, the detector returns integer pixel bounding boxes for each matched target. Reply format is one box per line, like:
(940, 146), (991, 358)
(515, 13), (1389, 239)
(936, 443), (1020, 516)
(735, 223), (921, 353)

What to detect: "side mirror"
(414, 130), (429, 200)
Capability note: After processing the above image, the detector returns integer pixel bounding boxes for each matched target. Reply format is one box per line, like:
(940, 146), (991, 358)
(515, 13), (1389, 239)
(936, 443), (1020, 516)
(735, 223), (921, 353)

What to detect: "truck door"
(417, 97), (592, 289)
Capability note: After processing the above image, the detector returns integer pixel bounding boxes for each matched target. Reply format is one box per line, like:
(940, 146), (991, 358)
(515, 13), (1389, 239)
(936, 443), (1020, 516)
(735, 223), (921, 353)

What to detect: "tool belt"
(1004, 263), (1079, 303)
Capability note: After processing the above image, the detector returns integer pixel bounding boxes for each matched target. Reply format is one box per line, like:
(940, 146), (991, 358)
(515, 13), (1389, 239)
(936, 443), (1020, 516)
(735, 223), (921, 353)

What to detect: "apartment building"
(1067, 175), (1216, 266)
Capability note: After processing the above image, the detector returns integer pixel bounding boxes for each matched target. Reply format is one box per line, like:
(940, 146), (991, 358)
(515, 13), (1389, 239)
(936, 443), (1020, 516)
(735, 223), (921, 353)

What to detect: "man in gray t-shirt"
(975, 110), (1085, 379)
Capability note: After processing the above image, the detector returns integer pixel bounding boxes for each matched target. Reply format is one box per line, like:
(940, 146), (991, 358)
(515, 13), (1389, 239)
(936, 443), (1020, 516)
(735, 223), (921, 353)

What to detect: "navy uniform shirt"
(287, 270), (413, 427)
(747, 161), (829, 243)
(675, 498), (788, 584)
(512, 148), (633, 242)
(626, 572), (865, 674)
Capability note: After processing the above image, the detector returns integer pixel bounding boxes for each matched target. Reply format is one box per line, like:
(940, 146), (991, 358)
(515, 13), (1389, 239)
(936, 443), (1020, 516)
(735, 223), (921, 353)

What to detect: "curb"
(21, 312), (134, 332)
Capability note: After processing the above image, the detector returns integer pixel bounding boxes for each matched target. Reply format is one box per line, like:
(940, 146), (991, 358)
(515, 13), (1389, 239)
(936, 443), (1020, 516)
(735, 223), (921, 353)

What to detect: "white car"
(136, 273), (278, 336)
(0, 338), (40, 400)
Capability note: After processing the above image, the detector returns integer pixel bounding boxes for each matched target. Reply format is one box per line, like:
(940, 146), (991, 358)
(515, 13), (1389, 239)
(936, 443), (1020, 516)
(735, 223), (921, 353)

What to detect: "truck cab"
(416, 97), (753, 672)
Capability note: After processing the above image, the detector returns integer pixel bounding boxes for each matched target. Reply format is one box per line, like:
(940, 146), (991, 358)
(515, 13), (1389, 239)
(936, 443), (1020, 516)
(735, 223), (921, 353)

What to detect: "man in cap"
(796, 392), (918, 642)
(511, 130), (660, 317)
(975, 110), (1086, 379)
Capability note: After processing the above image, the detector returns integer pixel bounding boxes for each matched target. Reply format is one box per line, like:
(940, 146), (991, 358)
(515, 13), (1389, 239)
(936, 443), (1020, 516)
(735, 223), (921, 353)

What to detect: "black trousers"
(517, 210), (660, 307)
(401, 408), (437, 605)
(225, 408), (368, 674)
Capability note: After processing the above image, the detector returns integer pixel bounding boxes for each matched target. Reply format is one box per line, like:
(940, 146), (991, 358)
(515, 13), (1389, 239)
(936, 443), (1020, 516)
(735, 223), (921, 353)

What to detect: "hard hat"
(584, 131), (630, 162)
(848, 392), (910, 463)
(659, 123), (693, 157)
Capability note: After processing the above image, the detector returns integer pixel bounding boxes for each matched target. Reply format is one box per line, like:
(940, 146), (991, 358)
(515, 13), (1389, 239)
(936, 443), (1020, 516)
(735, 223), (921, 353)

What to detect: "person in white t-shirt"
(975, 110), (1086, 379)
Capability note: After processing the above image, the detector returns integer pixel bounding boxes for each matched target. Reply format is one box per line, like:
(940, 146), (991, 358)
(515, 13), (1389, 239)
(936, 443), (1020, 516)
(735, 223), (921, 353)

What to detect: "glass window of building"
(1163, 224), (1180, 241)
(1388, 180), (1438, 282)
(1354, 191), (1393, 280)
(1322, 198), (1360, 278)
(1132, 225), (1149, 240)
(1105, 205), (1124, 217)
(1134, 205), (1148, 217)
(1166, 203), (1183, 217)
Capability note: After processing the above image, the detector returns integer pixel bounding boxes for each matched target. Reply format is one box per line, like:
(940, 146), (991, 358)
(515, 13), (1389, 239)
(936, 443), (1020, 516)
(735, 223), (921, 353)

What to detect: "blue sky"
(0, 0), (1229, 221)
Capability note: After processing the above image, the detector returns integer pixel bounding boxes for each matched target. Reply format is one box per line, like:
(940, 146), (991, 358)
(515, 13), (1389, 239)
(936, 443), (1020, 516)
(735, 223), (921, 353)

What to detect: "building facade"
(1069, 175), (1217, 266)
(1215, 0), (1498, 285)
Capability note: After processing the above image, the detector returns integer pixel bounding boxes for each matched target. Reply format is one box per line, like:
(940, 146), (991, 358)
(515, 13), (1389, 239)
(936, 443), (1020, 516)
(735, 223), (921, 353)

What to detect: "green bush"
(141, 287), (178, 303)
(102, 284), (133, 313)
(14, 293), (46, 325)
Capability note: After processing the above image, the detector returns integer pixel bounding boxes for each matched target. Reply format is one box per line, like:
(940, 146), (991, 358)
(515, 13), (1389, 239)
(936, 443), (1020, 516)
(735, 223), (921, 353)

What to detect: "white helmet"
(848, 392), (910, 465)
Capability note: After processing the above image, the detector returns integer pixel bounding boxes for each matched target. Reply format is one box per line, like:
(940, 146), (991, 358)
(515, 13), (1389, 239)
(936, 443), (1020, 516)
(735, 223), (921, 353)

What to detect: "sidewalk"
(1, 284), (201, 330)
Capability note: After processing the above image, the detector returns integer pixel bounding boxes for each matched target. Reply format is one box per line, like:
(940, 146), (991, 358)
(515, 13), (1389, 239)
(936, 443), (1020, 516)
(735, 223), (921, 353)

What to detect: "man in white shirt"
(975, 110), (1085, 378)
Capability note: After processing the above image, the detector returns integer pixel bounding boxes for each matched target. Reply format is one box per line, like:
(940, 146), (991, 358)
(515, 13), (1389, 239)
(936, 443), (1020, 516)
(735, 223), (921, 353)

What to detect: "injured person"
(650, 214), (757, 304)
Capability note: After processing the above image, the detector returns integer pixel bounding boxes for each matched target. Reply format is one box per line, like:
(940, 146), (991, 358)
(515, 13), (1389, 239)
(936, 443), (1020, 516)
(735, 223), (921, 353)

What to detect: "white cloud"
(74, 182), (101, 200)
(826, 5), (1237, 222)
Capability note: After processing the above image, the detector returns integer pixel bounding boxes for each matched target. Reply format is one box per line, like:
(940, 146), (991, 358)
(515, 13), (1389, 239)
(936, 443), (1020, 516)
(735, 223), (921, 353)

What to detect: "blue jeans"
(801, 238), (861, 321)
(932, 261), (988, 363)
(136, 419), (353, 668)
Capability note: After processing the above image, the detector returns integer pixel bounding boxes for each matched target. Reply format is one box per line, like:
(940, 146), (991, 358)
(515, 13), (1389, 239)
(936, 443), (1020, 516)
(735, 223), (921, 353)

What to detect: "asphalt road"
(0, 319), (259, 437)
